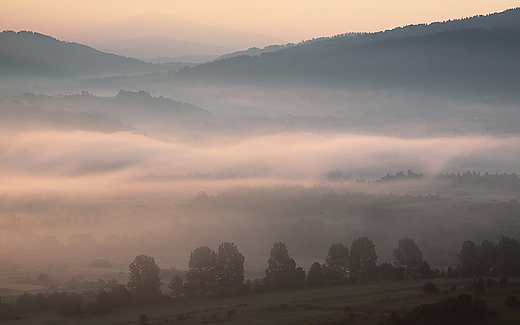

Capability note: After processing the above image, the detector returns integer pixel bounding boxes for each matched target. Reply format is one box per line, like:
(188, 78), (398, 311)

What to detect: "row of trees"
(3, 236), (519, 320)
(127, 235), (520, 301)
(273, 236), (437, 289)
(457, 237), (520, 278)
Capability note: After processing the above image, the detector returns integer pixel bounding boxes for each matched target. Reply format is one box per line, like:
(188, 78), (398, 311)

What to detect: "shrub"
(505, 295), (518, 307)
(226, 309), (236, 319)
(473, 279), (486, 295)
(139, 314), (149, 325)
(423, 282), (438, 294)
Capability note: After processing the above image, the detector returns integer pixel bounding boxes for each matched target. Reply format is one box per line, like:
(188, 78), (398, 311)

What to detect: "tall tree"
(324, 242), (349, 284)
(478, 239), (498, 277)
(307, 262), (326, 287)
(127, 254), (162, 303)
(496, 236), (520, 277)
(393, 237), (423, 279)
(264, 242), (298, 290)
(168, 275), (184, 299)
(216, 242), (245, 294)
(187, 246), (218, 296)
(458, 240), (480, 277)
(349, 237), (378, 282)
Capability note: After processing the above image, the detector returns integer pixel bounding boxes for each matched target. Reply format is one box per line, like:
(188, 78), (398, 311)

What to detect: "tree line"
(129, 235), (520, 300)
(2, 236), (520, 320)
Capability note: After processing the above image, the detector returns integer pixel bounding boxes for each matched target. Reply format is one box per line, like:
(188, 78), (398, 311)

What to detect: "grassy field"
(4, 278), (520, 325)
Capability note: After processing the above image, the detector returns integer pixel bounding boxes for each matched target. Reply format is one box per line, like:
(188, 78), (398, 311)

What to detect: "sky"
(1, 0), (519, 42)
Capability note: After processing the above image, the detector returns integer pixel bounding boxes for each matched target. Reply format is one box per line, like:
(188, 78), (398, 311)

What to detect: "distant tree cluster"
(382, 293), (494, 325)
(379, 170), (520, 190)
(0, 285), (132, 320)
(457, 237), (520, 278)
(170, 242), (245, 298)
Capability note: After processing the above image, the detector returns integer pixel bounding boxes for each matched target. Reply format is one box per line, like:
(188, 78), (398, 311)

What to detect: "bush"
(139, 314), (149, 325)
(473, 279), (486, 295)
(381, 294), (491, 325)
(226, 309), (236, 319)
(423, 282), (438, 294)
(505, 295), (518, 307)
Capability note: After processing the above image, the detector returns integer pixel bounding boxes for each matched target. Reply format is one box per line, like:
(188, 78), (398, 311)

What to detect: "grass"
(8, 278), (520, 325)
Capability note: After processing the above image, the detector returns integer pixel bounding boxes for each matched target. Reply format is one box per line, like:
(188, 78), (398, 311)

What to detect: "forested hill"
(176, 8), (520, 98)
(0, 30), (187, 77)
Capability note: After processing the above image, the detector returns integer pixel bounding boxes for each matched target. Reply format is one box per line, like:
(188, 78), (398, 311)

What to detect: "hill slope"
(0, 30), (187, 77)
(176, 8), (520, 98)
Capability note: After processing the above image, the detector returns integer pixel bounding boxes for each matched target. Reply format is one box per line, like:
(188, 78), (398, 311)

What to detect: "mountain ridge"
(0, 30), (191, 77)
(175, 8), (520, 99)
(53, 12), (285, 58)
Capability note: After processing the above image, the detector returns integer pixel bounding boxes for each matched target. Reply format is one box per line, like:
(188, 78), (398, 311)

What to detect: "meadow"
(2, 277), (520, 325)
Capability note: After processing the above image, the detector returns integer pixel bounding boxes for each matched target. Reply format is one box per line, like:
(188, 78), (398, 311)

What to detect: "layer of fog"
(1, 83), (519, 278)
(2, 130), (520, 189)
(2, 127), (520, 276)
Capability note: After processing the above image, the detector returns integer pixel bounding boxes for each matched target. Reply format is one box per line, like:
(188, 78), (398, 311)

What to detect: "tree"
(295, 266), (306, 288)
(307, 262), (326, 287)
(168, 275), (184, 299)
(264, 242), (298, 290)
(128, 254), (161, 303)
(379, 262), (404, 281)
(393, 237), (423, 279)
(324, 242), (349, 284)
(349, 237), (378, 282)
(478, 240), (498, 277)
(458, 240), (480, 277)
(496, 237), (520, 277)
(187, 246), (218, 296)
(417, 260), (433, 279)
(216, 242), (245, 295)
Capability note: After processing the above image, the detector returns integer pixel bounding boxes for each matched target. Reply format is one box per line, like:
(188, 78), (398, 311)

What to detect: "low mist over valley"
(2, 5), (520, 324)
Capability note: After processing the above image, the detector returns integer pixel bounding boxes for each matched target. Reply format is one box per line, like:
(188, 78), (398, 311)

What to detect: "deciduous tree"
(127, 254), (162, 303)
(349, 237), (378, 282)
(264, 242), (299, 290)
(216, 242), (245, 294)
(324, 242), (349, 284)
(187, 246), (218, 296)
(393, 237), (423, 279)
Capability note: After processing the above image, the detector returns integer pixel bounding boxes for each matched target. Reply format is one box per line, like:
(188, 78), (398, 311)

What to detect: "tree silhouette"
(496, 236), (520, 277)
(349, 237), (378, 282)
(478, 240), (498, 277)
(264, 242), (299, 290)
(216, 242), (245, 295)
(324, 242), (349, 284)
(168, 275), (184, 299)
(393, 237), (423, 279)
(307, 262), (326, 287)
(127, 254), (162, 303)
(187, 246), (218, 296)
(458, 240), (480, 277)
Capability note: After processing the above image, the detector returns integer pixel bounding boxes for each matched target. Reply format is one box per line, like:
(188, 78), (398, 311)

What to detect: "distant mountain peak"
(53, 12), (285, 58)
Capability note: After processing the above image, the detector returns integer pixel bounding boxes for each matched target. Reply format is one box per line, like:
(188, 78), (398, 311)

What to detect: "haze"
(1, 3), (520, 294)
(1, 0), (518, 42)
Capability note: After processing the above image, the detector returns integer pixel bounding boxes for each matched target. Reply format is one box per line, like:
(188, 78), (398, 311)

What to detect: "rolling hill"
(0, 30), (190, 77)
(175, 8), (520, 99)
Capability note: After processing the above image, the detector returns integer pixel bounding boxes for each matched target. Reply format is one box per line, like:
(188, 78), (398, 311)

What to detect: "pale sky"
(1, 0), (519, 42)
